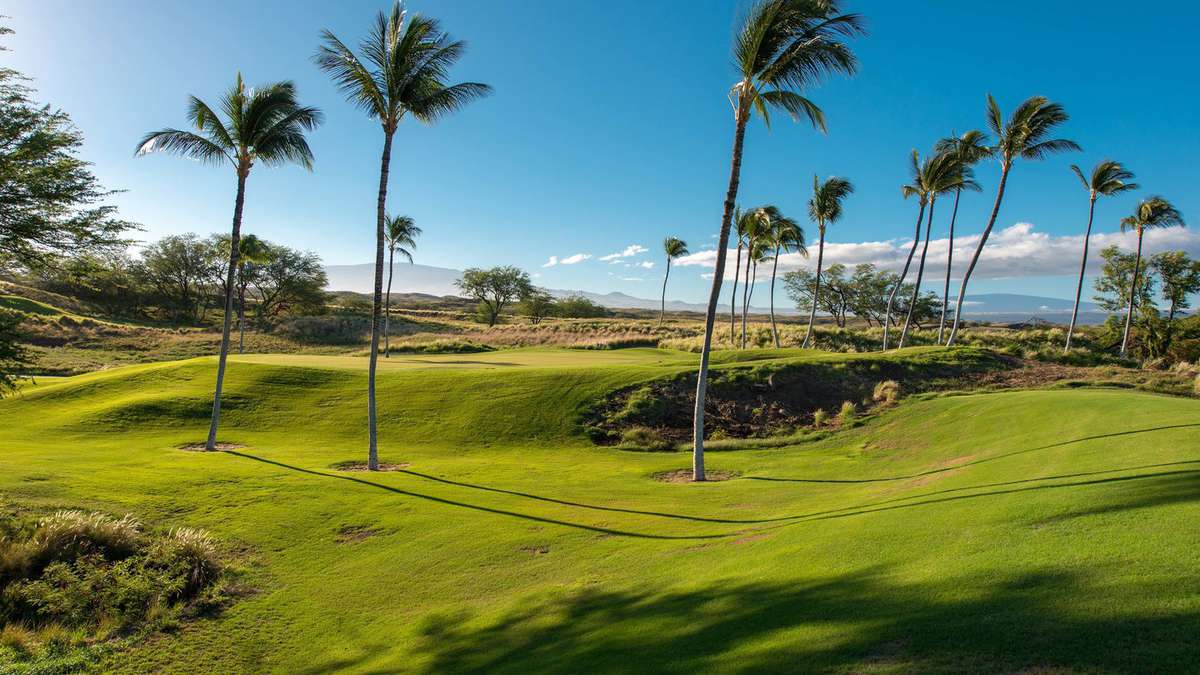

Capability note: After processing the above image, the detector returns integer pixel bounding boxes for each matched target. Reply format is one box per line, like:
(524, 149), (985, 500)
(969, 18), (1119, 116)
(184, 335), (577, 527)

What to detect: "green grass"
(1, 347), (1198, 672)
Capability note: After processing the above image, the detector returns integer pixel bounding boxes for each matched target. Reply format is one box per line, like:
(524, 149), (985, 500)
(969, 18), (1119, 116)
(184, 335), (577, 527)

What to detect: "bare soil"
(333, 462), (411, 472)
(178, 442), (247, 452)
(652, 469), (738, 483)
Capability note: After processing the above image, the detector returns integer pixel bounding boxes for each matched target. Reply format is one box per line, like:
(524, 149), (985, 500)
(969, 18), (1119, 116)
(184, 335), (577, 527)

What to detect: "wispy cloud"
(541, 256), (558, 267)
(618, 276), (644, 282)
(560, 253), (592, 265)
(637, 260), (655, 269)
(599, 244), (648, 262)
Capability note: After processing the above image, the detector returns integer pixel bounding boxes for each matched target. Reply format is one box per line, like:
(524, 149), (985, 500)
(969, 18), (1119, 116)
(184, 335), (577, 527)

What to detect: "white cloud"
(542, 256), (558, 268)
(638, 260), (655, 269)
(559, 253), (592, 265)
(599, 244), (648, 262)
(618, 276), (644, 282)
(674, 223), (1200, 281)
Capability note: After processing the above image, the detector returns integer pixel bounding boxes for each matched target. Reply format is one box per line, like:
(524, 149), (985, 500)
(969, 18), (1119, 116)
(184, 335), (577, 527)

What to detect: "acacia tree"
(883, 150), (928, 350)
(456, 266), (533, 326)
(383, 214), (421, 356)
(1063, 160), (1138, 351)
(659, 237), (689, 326)
(1118, 197), (1185, 357)
(691, 0), (863, 480)
(945, 95), (1080, 346)
(802, 176), (853, 348)
(764, 209), (805, 347)
(932, 130), (989, 342)
(137, 74), (321, 451)
(316, 2), (490, 470)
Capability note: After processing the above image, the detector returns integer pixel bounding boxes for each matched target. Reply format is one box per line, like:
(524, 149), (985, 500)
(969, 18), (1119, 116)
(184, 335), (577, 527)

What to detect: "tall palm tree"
(741, 209), (770, 348)
(802, 175), (853, 348)
(932, 130), (990, 343)
(1064, 160), (1138, 351)
(383, 214), (421, 356)
(692, 0), (863, 480)
(899, 151), (972, 348)
(1118, 196), (1184, 357)
(730, 207), (751, 345)
(136, 74), (322, 451)
(316, 3), (490, 470)
(236, 234), (273, 355)
(764, 208), (806, 347)
(945, 95), (1080, 345)
(883, 150), (928, 350)
(659, 237), (689, 326)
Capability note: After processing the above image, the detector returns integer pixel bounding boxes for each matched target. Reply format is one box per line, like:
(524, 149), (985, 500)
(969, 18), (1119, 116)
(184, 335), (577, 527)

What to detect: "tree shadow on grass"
(407, 567), (1200, 674)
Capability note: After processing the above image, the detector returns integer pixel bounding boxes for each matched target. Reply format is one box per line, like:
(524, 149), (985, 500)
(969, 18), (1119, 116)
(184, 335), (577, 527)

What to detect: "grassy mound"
(1, 348), (1198, 672)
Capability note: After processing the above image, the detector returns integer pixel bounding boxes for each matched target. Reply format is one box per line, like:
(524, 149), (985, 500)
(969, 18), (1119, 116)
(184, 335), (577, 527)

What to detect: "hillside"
(2, 349), (1198, 672)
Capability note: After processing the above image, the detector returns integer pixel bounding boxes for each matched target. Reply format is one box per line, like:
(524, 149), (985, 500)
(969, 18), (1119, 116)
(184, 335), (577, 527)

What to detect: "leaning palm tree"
(764, 209), (806, 347)
(1064, 160), (1138, 351)
(691, 0), (863, 480)
(316, 3), (490, 470)
(136, 74), (322, 451)
(883, 150), (928, 350)
(1118, 196), (1184, 358)
(383, 214), (421, 356)
(898, 151), (971, 348)
(945, 95), (1080, 345)
(802, 176), (853, 348)
(236, 234), (273, 355)
(659, 237), (689, 326)
(730, 206), (755, 345)
(741, 209), (770, 348)
(932, 130), (990, 343)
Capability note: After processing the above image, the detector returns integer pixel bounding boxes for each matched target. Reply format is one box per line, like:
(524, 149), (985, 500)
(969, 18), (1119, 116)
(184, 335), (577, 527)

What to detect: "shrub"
(612, 387), (668, 426)
(836, 401), (857, 426)
(26, 511), (142, 572)
(1194, 373), (1200, 396)
(811, 408), (828, 428)
(146, 528), (222, 600)
(618, 427), (673, 452)
(872, 380), (900, 404)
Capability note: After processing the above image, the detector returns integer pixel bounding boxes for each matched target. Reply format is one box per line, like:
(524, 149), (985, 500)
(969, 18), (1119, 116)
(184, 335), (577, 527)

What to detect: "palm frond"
(759, 89), (825, 131)
(315, 29), (388, 120)
(134, 129), (233, 166)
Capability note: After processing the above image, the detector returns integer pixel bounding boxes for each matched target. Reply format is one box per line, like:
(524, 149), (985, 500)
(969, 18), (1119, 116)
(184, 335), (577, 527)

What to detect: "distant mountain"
(324, 263), (1109, 325)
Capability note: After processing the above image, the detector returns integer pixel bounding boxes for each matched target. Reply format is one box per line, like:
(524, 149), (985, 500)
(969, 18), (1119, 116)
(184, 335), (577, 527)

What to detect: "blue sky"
(6, 0), (1198, 303)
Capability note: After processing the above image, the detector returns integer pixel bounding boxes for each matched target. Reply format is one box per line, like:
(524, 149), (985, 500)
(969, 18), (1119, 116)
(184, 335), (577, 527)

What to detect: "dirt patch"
(331, 462), (411, 472)
(519, 545), (551, 555)
(652, 469), (738, 483)
(178, 442), (246, 452)
(335, 525), (381, 543)
(731, 531), (771, 545)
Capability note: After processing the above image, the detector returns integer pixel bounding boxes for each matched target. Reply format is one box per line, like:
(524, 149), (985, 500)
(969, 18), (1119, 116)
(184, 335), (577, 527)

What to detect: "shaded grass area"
(0, 349), (1198, 672)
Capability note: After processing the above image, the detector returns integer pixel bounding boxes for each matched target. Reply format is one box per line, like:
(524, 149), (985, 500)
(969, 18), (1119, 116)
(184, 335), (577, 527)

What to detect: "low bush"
(872, 380), (900, 404)
(611, 386), (668, 426)
(811, 408), (828, 428)
(836, 401), (857, 426)
(618, 427), (674, 452)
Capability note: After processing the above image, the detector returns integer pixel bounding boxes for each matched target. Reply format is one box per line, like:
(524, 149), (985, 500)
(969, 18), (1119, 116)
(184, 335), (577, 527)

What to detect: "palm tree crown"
(663, 236), (689, 259)
(988, 94), (1081, 165)
(315, 2), (491, 134)
(136, 73), (322, 175)
(385, 214), (421, 263)
(1071, 160), (1138, 200)
(1121, 196), (1185, 234)
(809, 175), (854, 227)
(934, 129), (994, 172)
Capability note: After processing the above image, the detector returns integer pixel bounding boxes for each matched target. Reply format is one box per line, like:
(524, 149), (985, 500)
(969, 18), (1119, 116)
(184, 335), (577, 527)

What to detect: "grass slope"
(1, 348), (1198, 673)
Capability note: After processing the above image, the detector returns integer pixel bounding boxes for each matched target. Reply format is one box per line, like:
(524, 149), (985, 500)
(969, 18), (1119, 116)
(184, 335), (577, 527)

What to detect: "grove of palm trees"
(1, 1), (1197, 672)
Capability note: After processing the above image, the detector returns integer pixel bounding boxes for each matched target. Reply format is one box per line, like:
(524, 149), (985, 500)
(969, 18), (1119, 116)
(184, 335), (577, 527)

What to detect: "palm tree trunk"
(1065, 197), (1097, 352)
(367, 132), (394, 471)
(694, 98), (750, 483)
(803, 227), (826, 348)
(205, 170), (246, 451)
(1120, 228), (1144, 358)
(947, 163), (1012, 346)
(384, 246), (395, 358)
(900, 198), (937, 348)
(730, 241), (742, 346)
(884, 200), (925, 350)
(741, 246), (752, 348)
(938, 188), (961, 344)
(769, 244), (781, 348)
(659, 256), (670, 326)
(237, 269), (246, 355)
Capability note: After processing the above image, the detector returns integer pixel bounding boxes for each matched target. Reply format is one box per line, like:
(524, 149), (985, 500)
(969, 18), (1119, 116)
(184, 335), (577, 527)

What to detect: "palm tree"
(802, 176), (853, 348)
(1064, 160), (1138, 351)
(316, 3), (490, 470)
(383, 214), (421, 356)
(1118, 197), (1185, 357)
(883, 150), (928, 350)
(899, 151), (972, 348)
(236, 234), (273, 355)
(945, 95), (1080, 345)
(741, 209), (770, 348)
(691, 0), (863, 480)
(932, 130), (990, 343)
(136, 74), (322, 451)
(659, 237), (689, 326)
(764, 209), (806, 347)
(730, 207), (749, 345)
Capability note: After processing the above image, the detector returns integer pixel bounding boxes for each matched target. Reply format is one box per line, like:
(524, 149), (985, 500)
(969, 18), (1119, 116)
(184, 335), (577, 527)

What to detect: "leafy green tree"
(784, 263), (848, 327)
(764, 211), (805, 346)
(1064, 160), (1138, 351)
(138, 234), (223, 324)
(456, 267), (533, 326)
(0, 307), (33, 397)
(1150, 251), (1200, 354)
(932, 130), (989, 343)
(0, 32), (132, 268)
(659, 237), (689, 326)
(554, 295), (611, 318)
(316, 2), (490, 470)
(248, 245), (328, 319)
(517, 289), (555, 324)
(1093, 245), (1154, 314)
(1117, 197), (1185, 357)
(383, 214), (421, 357)
(946, 95), (1080, 345)
(803, 176), (853, 348)
(137, 73), (321, 451)
(846, 263), (893, 326)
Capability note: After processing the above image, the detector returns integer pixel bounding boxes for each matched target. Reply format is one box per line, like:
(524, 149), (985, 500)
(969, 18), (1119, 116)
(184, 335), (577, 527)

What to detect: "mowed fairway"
(2, 348), (1199, 673)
